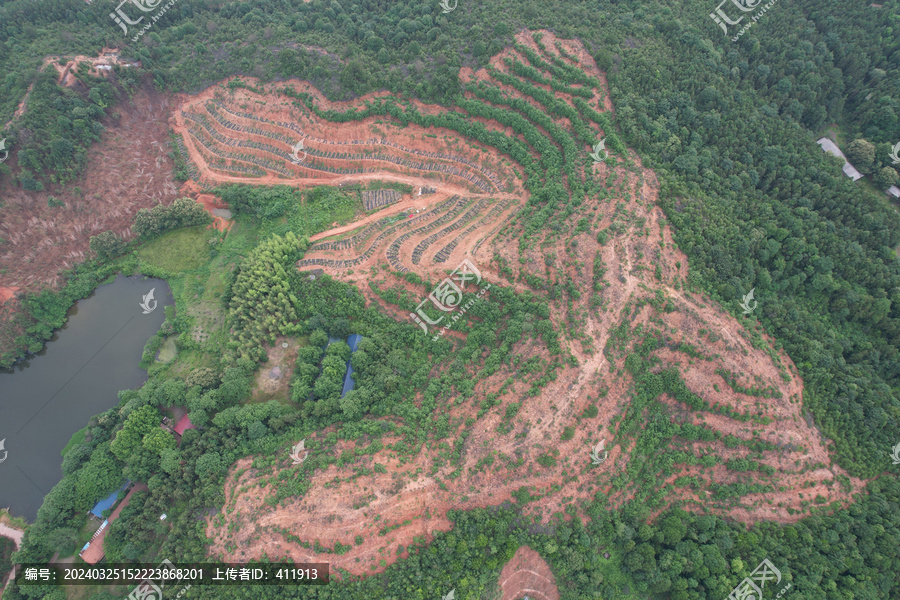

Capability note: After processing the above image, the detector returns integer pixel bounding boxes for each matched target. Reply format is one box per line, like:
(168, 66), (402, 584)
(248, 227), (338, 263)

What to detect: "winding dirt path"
(0, 523), (23, 546)
(0, 523), (24, 595)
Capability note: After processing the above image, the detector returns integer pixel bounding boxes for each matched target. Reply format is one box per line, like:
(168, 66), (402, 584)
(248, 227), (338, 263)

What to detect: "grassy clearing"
(156, 336), (178, 363)
(137, 226), (217, 274)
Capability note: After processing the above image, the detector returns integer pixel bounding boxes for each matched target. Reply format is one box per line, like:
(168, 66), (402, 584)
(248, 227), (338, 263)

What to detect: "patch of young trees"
(132, 198), (213, 239)
(224, 231), (308, 363)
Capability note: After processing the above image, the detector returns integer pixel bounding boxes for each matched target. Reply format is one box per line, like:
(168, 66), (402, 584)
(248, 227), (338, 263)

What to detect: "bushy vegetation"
(0, 535), (15, 585)
(3, 70), (115, 189)
(224, 230), (308, 362)
(0, 256), (135, 368)
(217, 184), (359, 237)
(89, 231), (128, 260)
(132, 198), (213, 239)
(3, 0), (900, 599)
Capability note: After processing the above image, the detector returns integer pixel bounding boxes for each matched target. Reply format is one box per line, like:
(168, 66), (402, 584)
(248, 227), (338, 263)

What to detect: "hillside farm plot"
(171, 82), (520, 199)
(202, 30), (863, 579)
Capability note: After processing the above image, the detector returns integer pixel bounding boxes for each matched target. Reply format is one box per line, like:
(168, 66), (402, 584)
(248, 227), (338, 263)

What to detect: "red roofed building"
(173, 414), (196, 437)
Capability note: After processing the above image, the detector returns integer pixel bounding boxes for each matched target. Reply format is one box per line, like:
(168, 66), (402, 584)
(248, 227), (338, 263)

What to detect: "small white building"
(817, 138), (864, 181)
(887, 185), (900, 199)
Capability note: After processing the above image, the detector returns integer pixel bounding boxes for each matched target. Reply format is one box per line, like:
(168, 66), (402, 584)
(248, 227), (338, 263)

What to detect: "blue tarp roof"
(341, 364), (357, 397)
(340, 335), (363, 398)
(346, 334), (363, 351)
(90, 480), (130, 518)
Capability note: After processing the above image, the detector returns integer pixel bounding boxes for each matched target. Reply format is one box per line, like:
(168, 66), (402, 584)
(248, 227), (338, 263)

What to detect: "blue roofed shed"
(340, 334), (363, 397)
(90, 480), (130, 519)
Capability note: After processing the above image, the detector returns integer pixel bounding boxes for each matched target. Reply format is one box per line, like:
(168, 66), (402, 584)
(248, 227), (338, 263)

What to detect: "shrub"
(89, 231), (127, 260)
(132, 197), (212, 239)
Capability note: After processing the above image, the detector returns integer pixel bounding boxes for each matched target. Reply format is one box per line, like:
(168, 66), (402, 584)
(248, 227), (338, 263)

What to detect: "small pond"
(0, 275), (171, 520)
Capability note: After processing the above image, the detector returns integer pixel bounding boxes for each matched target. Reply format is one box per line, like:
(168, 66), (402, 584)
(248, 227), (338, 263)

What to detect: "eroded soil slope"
(195, 31), (863, 578)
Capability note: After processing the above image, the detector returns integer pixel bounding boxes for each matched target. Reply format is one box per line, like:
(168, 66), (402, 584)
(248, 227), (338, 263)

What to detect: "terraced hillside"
(172, 84), (517, 197)
(203, 31), (863, 580)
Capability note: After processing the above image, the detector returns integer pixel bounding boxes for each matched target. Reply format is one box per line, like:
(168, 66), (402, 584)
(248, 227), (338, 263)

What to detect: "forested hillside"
(1, 1), (899, 599)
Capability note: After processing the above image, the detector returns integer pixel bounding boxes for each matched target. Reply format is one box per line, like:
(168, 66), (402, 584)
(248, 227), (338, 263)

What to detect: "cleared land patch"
(203, 30), (863, 580)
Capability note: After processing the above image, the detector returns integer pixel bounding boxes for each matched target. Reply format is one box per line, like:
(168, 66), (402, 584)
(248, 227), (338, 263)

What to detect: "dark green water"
(0, 275), (171, 520)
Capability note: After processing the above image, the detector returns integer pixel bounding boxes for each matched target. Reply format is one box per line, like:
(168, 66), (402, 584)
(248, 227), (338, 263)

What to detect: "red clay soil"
(191, 31), (865, 579)
(79, 483), (148, 565)
(195, 192), (233, 231)
(497, 546), (560, 600)
(169, 74), (521, 199)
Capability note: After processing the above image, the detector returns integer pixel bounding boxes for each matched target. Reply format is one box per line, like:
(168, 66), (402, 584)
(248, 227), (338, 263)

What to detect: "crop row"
(209, 101), (502, 189)
(187, 121), (362, 177)
(471, 198), (519, 256)
(411, 198), (491, 265)
(465, 82), (583, 197)
(186, 126), (295, 177)
(308, 220), (382, 252)
(298, 197), (461, 269)
(503, 56), (594, 99)
(362, 189), (402, 211)
(194, 104), (493, 191)
(207, 161), (266, 178)
(174, 134), (202, 181)
(434, 199), (512, 263)
(488, 65), (597, 148)
(515, 41), (602, 90)
(386, 196), (471, 273)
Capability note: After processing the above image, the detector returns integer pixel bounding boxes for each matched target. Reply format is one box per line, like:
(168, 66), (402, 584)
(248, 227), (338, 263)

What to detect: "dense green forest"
(2, 0), (900, 599)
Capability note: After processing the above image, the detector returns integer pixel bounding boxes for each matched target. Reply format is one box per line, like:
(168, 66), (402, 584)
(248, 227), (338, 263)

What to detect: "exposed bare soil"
(497, 546), (560, 600)
(253, 336), (299, 400)
(204, 31), (864, 580)
(170, 78), (521, 199)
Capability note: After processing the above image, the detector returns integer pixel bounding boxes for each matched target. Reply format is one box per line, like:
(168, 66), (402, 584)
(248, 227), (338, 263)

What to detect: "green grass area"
(591, 547), (642, 600)
(144, 223), (248, 381)
(137, 226), (217, 275)
(61, 426), (88, 458)
(155, 336), (178, 363)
